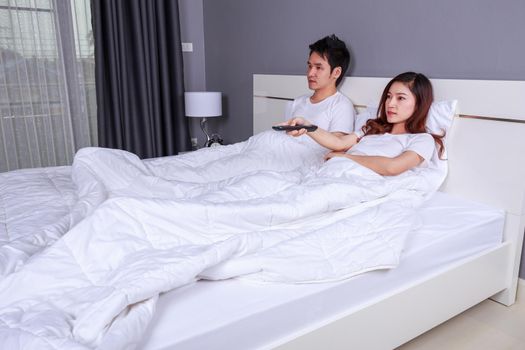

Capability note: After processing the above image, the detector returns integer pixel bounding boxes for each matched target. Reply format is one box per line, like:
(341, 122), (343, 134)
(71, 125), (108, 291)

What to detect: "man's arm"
(285, 117), (359, 151)
(328, 93), (355, 135)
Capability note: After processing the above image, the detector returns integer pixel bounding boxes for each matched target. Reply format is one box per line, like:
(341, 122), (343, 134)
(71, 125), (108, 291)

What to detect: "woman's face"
(385, 82), (417, 126)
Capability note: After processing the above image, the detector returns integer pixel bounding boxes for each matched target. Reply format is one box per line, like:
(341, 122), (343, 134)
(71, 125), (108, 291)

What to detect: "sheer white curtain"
(0, 0), (96, 172)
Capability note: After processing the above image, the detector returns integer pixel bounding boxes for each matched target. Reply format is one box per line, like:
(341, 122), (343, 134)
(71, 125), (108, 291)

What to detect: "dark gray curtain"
(91, 0), (190, 158)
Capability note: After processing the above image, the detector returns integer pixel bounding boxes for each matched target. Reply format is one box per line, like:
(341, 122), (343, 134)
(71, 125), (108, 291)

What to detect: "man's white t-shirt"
(348, 133), (436, 167)
(290, 91), (355, 133)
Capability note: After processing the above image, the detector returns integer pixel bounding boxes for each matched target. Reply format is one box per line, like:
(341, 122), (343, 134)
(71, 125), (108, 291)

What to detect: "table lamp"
(184, 92), (223, 147)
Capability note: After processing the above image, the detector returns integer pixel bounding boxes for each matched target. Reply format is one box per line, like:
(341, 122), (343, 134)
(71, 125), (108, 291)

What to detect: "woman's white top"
(349, 133), (436, 167)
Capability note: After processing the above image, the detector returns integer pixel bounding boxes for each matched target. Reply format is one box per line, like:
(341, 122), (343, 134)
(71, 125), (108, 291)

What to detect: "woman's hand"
(324, 151), (348, 161)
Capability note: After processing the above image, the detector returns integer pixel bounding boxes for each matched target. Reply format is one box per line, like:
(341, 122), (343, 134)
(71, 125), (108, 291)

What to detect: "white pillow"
(354, 100), (457, 136)
(426, 100), (457, 137)
(354, 109), (373, 134)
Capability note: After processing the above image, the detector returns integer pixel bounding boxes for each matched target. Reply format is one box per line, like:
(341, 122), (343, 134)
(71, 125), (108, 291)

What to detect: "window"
(0, 0), (96, 172)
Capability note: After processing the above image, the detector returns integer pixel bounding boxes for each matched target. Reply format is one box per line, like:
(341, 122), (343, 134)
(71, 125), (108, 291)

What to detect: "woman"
(284, 72), (444, 176)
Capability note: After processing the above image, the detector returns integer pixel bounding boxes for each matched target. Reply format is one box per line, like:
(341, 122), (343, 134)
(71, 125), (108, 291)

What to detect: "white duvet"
(0, 131), (446, 349)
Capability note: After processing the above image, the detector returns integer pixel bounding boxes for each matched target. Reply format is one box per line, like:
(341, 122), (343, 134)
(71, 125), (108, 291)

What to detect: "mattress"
(138, 191), (504, 350)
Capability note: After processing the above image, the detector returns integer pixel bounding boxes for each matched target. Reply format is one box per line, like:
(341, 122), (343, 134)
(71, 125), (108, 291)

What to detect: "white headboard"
(253, 74), (525, 304)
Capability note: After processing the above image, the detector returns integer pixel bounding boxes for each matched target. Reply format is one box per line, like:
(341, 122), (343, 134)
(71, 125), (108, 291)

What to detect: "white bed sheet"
(138, 191), (504, 350)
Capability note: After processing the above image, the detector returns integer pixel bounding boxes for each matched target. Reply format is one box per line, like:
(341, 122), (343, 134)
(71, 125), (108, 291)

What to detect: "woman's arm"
(325, 150), (424, 176)
(283, 117), (359, 151)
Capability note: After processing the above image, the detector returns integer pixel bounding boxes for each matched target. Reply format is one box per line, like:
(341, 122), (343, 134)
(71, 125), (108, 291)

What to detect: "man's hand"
(284, 117), (312, 137)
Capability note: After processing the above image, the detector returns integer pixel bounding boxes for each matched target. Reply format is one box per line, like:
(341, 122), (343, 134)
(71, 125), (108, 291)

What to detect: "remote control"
(272, 125), (318, 132)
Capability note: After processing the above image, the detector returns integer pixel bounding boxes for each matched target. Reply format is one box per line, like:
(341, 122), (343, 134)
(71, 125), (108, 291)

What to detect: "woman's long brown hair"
(361, 72), (445, 158)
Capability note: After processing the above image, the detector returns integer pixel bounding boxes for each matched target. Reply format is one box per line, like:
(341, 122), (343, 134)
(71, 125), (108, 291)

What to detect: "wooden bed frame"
(253, 74), (525, 349)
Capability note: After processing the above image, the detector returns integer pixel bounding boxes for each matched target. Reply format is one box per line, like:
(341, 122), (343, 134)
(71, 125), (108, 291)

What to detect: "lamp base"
(205, 134), (224, 147)
(200, 117), (211, 147)
(200, 117), (223, 147)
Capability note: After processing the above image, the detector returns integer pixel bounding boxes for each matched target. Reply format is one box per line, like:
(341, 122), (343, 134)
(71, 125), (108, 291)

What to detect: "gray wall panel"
(179, 0), (208, 145)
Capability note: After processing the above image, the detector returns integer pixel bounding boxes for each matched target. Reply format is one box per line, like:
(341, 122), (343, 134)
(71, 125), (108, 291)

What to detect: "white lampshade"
(184, 92), (222, 117)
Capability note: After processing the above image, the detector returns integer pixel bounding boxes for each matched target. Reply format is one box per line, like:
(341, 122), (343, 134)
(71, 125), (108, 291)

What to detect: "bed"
(0, 75), (524, 350)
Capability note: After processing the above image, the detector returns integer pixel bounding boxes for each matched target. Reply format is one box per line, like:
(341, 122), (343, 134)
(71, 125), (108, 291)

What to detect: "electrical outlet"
(181, 42), (193, 52)
(191, 137), (198, 149)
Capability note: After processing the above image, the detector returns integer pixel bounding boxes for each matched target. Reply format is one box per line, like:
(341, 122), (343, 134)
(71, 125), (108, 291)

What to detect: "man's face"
(306, 51), (339, 91)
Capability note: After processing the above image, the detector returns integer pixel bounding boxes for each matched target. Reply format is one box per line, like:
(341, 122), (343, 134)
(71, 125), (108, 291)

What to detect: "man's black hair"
(309, 34), (350, 87)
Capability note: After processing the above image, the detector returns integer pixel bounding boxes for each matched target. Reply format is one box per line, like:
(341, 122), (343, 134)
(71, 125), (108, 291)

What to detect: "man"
(288, 34), (355, 137)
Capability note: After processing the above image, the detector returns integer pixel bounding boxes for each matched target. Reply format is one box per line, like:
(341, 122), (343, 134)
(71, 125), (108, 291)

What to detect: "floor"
(398, 283), (525, 350)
